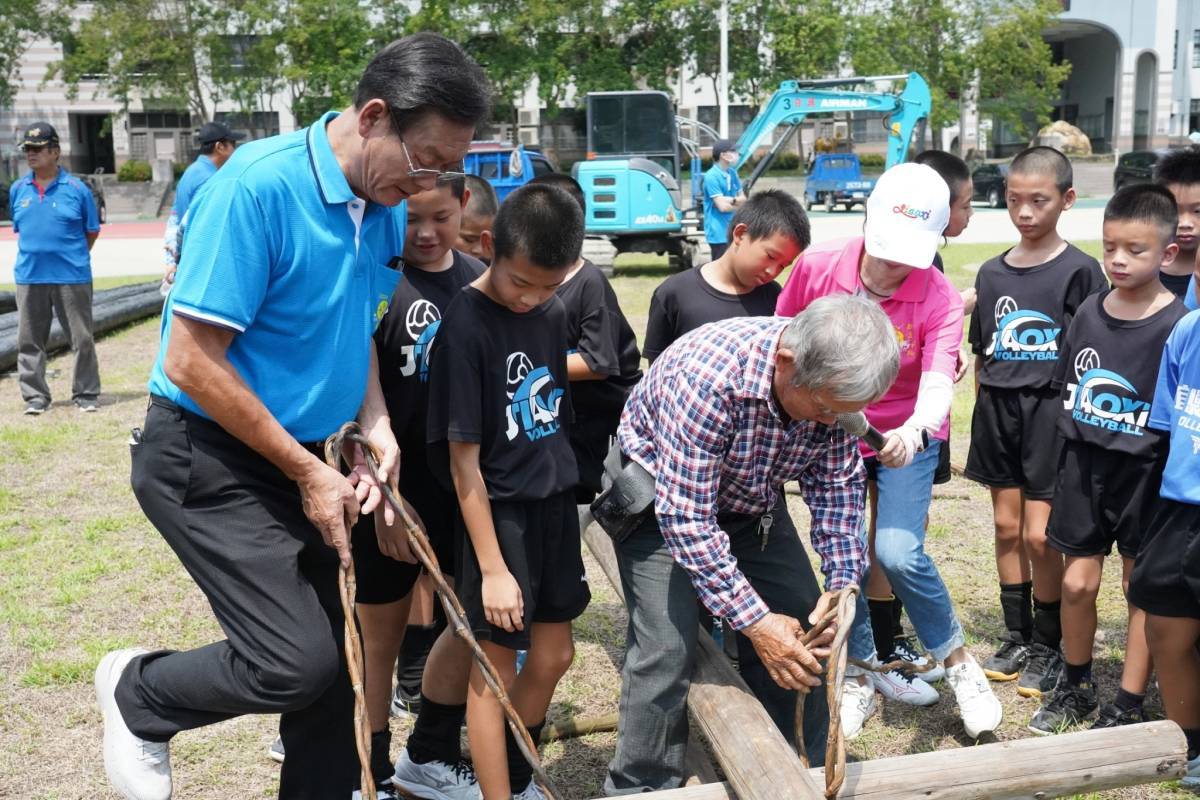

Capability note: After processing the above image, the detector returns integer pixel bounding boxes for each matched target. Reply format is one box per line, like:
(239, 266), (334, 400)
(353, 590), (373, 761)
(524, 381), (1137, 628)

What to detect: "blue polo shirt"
(148, 112), (405, 442)
(1185, 275), (1198, 311)
(9, 167), (100, 284)
(1149, 309), (1200, 505)
(171, 154), (218, 221)
(702, 163), (740, 245)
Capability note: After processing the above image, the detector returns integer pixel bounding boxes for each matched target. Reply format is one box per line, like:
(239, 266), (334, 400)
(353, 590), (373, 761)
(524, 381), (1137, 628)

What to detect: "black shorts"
(354, 456), (461, 605)
(1047, 441), (1164, 559)
(1128, 498), (1200, 619)
(569, 415), (617, 505)
(964, 384), (1061, 499)
(864, 438), (952, 484)
(352, 511), (423, 604)
(456, 489), (591, 650)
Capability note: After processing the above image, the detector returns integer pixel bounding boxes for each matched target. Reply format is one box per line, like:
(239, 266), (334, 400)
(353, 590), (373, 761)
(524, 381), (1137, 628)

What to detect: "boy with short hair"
(458, 174), (498, 266)
(1029, 184), (1188, 735)
(352, 176), (485, 793)
(1128, 293), (1200, 789)
(425, 183), (590, 800)
(1154, 146), (1200, 310)
(643, 188), (810, 363)
(527, 172), (643, 503)
(965, 146), (1107, 698)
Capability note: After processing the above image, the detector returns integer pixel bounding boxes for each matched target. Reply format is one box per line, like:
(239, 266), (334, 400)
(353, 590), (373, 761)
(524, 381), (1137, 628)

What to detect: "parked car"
(0, 179), (8, 221)
(971, 163), (1009, 208)
(77, 172), (107, 224)
(464, 142), (556, 202)
(803, 153), (874, 212)
(1113, 150), (1166, 192)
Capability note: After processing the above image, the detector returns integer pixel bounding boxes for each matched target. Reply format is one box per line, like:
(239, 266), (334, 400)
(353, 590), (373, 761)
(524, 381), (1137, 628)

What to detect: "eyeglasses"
(400, 138), (466, 184)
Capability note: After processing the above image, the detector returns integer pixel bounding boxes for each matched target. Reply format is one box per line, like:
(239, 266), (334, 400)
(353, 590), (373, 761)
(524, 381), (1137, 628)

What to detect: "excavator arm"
(733, 72), (932, 191)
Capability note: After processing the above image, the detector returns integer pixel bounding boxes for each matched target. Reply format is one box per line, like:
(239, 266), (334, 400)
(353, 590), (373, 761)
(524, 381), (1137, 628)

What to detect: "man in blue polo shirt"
(10, 121), (101, 414)
(702, 138), (746, 262)
(161, 121), (245, 291)
(94, 33), (491, 800)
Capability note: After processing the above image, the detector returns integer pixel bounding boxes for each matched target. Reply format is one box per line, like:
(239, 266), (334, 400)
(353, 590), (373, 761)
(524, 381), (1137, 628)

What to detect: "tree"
(974, 0), (1071, 141)
(271, 0), (372, 128)
(52, 0), (229, 122)
(0, 0), (70, 110)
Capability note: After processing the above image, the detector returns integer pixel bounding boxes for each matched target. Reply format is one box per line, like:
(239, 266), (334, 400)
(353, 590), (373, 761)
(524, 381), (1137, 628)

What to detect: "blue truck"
(463, 141), (556, 202)
(803, 153), (875, 213)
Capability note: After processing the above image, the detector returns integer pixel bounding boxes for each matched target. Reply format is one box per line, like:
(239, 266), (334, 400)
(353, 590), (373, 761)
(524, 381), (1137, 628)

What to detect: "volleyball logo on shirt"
(1062, 347), (1149, 436)
(984, 295), (1061, 362)
(504, 351), (564, 442)
(398, 300), (441, 382)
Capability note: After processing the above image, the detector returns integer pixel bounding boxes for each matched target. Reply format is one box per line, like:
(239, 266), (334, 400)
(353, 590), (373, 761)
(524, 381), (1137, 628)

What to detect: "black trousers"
(117, 397), (358, 798)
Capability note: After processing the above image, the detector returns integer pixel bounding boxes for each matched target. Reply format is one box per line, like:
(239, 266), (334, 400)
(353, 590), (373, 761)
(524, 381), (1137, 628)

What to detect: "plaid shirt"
(617, 316), (866, 630)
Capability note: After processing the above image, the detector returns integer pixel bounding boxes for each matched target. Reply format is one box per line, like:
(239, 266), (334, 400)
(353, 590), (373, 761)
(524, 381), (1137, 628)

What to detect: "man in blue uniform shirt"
(161, 120), (245, 289)
(10, 121), (101, 414)
(93, 33), (491, 800)
(702, 138), (746, 262)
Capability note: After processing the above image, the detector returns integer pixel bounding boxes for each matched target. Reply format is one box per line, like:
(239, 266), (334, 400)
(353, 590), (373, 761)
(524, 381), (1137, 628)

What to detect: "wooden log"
(579, 518), (824, 800)
(592, 720), (1186, 800)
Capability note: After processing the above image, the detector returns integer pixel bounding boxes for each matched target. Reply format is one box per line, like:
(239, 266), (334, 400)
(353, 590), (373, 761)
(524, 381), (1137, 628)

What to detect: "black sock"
(891, 595), (906, 641)
(868, 596), (896, 659)
(999, 582), (1033, 642)
(1032, 597), (1062, 649)
(1064, 659), (1091, 687)
(396, 623), (441, 690)
(370, 727), (393, 786)
(506, 719), (546, 792)
(1113, 688), (1144, 712)
(407, 695), (466, 765)
(1185, 727), (1200, 761)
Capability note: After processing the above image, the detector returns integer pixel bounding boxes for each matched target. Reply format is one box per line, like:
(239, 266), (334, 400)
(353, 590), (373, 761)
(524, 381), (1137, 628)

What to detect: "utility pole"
(719, 0), (729, 137)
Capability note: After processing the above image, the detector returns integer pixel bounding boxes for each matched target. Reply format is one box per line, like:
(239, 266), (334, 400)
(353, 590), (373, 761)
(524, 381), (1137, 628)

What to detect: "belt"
(147, 394), (326, 457)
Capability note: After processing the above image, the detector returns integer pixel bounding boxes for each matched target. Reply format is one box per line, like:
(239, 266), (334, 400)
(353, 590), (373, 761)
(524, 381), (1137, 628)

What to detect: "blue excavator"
(573, 72), (932, 270)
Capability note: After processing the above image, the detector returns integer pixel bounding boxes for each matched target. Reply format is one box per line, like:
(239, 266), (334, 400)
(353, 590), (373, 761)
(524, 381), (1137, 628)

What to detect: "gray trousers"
(604, 498), (829, 794)
(16, 283), (100, 404)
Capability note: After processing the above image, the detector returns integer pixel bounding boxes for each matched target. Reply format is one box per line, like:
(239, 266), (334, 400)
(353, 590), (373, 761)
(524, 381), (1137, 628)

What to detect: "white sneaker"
(839, 677), (877, 740)
(512, 781), (546, 800)
(945, 655), (1003, 739)
(871, 666), (940, 706)
(891, 638), (946, 683)
(95, 648), (172, 800)
(393, 748), (481, 800)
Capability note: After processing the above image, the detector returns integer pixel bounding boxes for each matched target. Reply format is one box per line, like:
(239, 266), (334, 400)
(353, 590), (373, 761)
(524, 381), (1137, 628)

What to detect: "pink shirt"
(776, 237), (964, 450)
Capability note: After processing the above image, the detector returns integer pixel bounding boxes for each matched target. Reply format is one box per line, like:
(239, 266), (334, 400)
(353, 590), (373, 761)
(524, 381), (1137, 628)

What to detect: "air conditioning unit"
(519, 128), (539, 146)
(518, 108), (539, 127)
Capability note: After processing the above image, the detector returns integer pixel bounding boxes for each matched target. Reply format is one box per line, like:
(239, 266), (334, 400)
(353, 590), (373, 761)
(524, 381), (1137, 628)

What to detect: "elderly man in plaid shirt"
(603, 294), (900, 795)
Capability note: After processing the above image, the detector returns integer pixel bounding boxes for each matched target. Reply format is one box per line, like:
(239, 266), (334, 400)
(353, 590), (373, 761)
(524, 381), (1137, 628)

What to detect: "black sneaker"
(23, 399), (48, 416)
(389, 681), (421, 719)
(982, 638), (1031, 681)
(1090, 701), (1146, 729)
(1017, 644), (1064, 699)
(1028, 680), (1098, 734)
(267, 736), (285, 763)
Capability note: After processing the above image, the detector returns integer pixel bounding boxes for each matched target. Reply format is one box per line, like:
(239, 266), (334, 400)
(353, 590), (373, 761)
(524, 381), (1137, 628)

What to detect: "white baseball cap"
(864, 162), (951, 269)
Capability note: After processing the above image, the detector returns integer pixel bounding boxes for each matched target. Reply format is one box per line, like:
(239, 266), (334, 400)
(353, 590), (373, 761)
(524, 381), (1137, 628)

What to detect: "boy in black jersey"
(420, 184), (590, 800)
(965, 146), (1107, 698)
(527, 172), (643, 503)
(1028, 184), (1188, 734)
(458, 174), (498, 266)
(353, 177), (485, 792)
(1154, 146), (1200, 310)
(642, 189), (809, 363)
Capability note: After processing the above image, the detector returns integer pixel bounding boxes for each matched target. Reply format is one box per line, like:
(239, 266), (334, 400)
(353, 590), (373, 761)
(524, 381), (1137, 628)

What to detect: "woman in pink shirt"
(776, 162), (1002, 741)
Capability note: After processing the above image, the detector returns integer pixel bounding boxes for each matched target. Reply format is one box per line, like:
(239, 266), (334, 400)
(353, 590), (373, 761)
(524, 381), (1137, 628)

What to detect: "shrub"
(172, 161), (187, 181)
(117, 160), (152, 182)
(858, 153), (886, 169)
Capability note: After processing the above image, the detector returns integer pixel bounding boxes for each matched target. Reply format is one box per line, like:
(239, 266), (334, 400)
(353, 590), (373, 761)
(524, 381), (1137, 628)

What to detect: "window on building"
(1176, 30), (1180, 69)
(216, 35), (260, 72)
(1193, 29), (1200, 67)
(213, 111), (280, 140)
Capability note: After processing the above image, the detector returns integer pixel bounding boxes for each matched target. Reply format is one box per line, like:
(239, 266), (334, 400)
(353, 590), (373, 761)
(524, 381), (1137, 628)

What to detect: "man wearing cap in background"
(702, 138), (746, 261)
(9, 121), (101, 415)
(161, 120), (246, 292)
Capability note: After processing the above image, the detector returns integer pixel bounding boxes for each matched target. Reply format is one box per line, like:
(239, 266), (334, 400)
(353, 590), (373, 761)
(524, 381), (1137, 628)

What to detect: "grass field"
(0, 240), (1193, 799)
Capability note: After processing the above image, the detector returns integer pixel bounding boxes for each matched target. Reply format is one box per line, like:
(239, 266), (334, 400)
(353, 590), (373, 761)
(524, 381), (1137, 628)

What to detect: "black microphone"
(836, 411), (888, 452)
